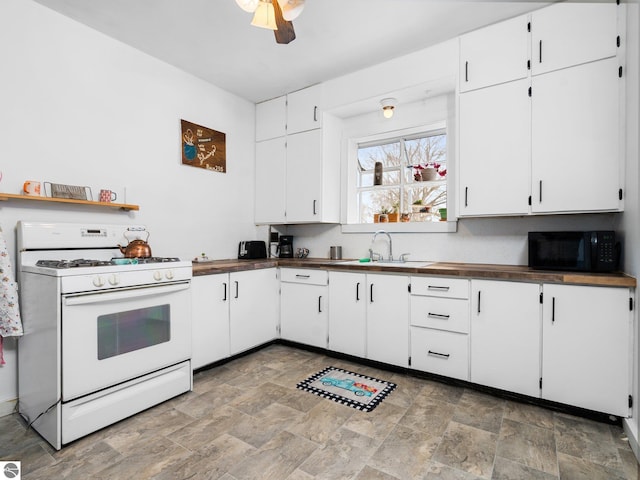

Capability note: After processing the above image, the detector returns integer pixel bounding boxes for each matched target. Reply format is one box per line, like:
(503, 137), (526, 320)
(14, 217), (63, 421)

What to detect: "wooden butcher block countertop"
(192, 258), (636, 288)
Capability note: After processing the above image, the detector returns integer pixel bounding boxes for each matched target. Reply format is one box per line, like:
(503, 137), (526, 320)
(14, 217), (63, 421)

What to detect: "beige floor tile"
(557, 452), (627, 480)
(452, 390), (505, 434)
(495, 418), (558, 475)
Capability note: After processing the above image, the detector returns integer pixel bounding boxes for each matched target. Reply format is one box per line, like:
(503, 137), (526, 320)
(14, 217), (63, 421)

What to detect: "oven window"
(97, 305), (171, 360)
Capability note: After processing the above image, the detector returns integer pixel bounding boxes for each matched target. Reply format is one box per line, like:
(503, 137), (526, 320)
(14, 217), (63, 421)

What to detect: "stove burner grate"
(35, 257), (183, 269)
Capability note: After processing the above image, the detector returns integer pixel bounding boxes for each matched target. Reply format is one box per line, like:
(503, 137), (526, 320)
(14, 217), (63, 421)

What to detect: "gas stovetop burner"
(35, 257), (183, 269)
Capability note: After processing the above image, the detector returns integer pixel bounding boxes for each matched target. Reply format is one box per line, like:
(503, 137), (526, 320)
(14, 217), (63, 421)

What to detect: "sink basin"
(336, 260), (433, 268)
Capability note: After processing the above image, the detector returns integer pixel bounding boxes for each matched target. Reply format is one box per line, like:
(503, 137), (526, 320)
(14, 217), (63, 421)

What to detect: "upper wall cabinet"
(530, 2), (618, 77)
(287, 84), (323, 134)
(256, 96), (287, 142)
(459, 15), (529, 93)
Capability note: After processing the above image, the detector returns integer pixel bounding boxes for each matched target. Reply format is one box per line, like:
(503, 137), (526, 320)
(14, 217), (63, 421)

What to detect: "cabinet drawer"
(411, 327), (469, 381)
(410, 297), (469, 333)
(410, 276), (469, 299)
(280, 268), (328, 286)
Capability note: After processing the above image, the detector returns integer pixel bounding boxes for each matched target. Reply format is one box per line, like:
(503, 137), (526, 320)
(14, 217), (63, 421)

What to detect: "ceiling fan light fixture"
(235, 0), (260, 13)
(380, 98), (397, 119)
(277, 0), (305, 21)
(251, 1), (278, 30)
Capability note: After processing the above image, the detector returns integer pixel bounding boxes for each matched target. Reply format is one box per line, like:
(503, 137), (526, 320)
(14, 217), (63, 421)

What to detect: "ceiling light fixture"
(235, 0), (305, 34)
(250, 0), (277, 30)
(380, 98), (397, 119)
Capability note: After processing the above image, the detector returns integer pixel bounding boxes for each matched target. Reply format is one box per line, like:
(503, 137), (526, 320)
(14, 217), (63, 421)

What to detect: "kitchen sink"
(336, 260), (433, 268)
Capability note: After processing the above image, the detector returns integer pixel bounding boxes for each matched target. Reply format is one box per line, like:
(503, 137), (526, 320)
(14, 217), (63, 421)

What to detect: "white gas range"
(17, 221), (193, 450)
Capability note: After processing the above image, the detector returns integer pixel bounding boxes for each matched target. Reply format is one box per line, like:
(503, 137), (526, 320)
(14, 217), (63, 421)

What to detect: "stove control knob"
(93, 276), (105, 287)
(165, 270), (175, 280)
(153, 271), (163, 281)
(108, 274), (120, 286)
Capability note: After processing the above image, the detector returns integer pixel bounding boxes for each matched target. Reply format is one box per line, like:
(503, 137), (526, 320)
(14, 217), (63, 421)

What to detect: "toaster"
(238, 240), (267, 259)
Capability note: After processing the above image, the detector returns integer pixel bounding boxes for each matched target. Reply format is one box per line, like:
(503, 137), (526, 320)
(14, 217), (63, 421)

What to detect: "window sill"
(341, 220), (457, 234)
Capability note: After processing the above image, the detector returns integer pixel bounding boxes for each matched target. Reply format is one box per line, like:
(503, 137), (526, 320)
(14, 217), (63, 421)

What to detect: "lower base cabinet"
(328, 271), (366, 357)
(541, 284), (632, 417)
(410, 327), (469, 380)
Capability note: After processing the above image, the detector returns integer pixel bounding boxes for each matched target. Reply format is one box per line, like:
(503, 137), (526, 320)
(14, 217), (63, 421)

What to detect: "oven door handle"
(63, 281), (190, 306)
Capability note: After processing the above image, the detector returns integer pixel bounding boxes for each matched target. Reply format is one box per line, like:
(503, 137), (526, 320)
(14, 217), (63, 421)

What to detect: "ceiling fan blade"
(273, 0), (296, 44)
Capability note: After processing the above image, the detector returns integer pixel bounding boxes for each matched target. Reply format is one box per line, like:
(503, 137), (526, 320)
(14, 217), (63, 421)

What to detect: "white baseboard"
(623, 418), (640, 464)
(0, 398), (17, 417)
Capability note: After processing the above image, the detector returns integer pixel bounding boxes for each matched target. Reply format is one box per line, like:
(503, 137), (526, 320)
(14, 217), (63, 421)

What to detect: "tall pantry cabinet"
(255, 84), (341, 224)
(458, 2), (623, 217)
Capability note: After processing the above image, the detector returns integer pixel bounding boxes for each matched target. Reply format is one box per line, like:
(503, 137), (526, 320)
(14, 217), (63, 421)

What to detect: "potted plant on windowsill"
(413, 163), (447, 182)
(411, 199), (430, 213)
(374, 206), (398, 223)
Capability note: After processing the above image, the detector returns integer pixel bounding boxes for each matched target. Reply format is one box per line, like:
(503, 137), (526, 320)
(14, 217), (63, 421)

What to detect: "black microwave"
(528, 231), (620, 272)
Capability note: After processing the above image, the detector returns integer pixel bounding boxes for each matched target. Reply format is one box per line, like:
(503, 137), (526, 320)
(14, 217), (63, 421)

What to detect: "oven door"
(61, 281), (191, 401)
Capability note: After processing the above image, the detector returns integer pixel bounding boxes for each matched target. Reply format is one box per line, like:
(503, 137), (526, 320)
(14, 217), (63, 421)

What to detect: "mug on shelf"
(99, 189), (117, 203)
(23, 180), (41, 196)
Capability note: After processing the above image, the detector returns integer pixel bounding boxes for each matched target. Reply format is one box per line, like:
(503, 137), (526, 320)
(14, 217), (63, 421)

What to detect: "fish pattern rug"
(296, 366), (397, 412)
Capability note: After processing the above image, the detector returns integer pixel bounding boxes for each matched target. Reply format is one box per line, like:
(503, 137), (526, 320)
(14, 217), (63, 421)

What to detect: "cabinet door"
(255, 137), (286, 224)
(366, 274), (409, 367)
(531, 2), (618, 77)
(280, 282), (328, 348)
(229, 268), (279, 355)
(287, 84), (323, 134)
(256, 96), (286, 141)
(531, 58), (620, 213)
(286, 129), (322, 222)
(459, 14), (529, 92)
(541, 284), (631, 416)
(459, 79), (530, 216)
(191, 274), (230, 369)
(470, 280), (541, 397)
(328, 272), (366, 357)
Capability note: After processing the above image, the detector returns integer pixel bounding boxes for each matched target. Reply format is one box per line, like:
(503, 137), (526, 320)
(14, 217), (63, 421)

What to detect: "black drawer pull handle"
(428, 313), (450, 320)
(428, 350), (450, 359)
(295, 274), (311, 279)
(428, 285), (450, 291)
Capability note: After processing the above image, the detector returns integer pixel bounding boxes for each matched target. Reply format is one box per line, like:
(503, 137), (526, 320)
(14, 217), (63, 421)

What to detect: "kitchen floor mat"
(296, 366), (396, 412)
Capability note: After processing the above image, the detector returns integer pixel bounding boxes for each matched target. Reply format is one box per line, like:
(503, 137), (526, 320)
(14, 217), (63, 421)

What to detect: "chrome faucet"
(369, 230), (393, 262)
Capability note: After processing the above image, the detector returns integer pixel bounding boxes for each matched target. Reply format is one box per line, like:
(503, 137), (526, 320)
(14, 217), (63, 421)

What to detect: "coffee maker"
(278, 235), (294, 258)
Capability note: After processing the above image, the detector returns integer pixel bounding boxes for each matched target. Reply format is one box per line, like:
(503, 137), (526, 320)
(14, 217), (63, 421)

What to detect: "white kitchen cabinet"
(191, 274), (231, 370)
(470, 280), (541, 397)
(328, 271), (367, 357)
(229, 268), (279, 355)
(280, 269), (328, 348)
(541, 284), (631, 417)
(255, 137), (286, 223)
(531, 2), (618, 77)
(287, 84), (323, 134)
(411, 327), (469, 381)
(255, 95), (287, 142)
(366, 273), (410, 367)
(285, 130), (323, 222)
(458, 78), (530, 216)
(531, 57), (621, 213)
(459, 14), (529, 93)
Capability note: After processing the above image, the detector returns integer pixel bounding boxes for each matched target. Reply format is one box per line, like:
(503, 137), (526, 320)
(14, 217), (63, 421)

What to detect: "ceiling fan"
(235, 0), (305, 44)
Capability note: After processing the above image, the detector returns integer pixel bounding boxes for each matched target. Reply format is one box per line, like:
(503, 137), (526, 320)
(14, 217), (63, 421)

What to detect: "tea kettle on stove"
(118, 230), (152, 258)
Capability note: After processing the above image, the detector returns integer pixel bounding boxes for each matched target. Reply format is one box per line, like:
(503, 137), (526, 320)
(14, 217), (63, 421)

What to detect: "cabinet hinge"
(619, 188), (623, 200)
(539, 377), (543, 389)
(539, 292), (543, 304)
(408, 283), (412, 293)
(528, 86), (532, 97)
(630, 297), (634, 311)
(528, 195), (532, 206)
(619, 66), (623, 78)
(617, 35), (621, 48)
(527, 22), (531, 33)
(629, 395), (633, 408)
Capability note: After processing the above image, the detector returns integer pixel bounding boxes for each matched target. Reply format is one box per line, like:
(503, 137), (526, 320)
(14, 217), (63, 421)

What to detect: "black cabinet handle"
(539, 40), (543, 63)
(234, 280), (239, 299)
(539, 180), (543, 203)
(223, 282), (227, 301)
(318, 295), (322, 313)
(356, 282), (360, 301)
(370, 283), (374, 303)
(313, 200), (317, 215)
(552, 297), (556, 323)
(428, 313), (450, 320)
(465, 187), (468, 207)
(295, 274), (311, 279)
(465, 61), (468, 82)
(428, 285), (450, 292)
(428, 350), (450, 359)
(477, 290), (482, 313)
(313, 106), (318, 122)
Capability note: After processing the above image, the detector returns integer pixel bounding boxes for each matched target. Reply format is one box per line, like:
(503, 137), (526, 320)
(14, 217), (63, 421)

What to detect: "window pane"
(359, 189), (400, 223)
(358, 142), (401, 170)
(404, 134), (446, 169)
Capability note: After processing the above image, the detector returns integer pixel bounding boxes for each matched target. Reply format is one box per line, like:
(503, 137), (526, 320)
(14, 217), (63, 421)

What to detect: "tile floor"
(2, 344), (639, 479)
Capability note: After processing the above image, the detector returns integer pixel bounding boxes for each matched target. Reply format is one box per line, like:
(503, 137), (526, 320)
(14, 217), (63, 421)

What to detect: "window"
(356, 129), (447, 224)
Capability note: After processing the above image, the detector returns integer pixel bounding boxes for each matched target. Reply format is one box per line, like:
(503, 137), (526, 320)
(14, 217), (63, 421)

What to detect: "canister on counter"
(330, 246), (342, 260)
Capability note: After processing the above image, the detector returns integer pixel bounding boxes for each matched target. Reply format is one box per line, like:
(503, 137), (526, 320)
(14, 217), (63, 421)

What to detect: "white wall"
(0, 0), (261, 410)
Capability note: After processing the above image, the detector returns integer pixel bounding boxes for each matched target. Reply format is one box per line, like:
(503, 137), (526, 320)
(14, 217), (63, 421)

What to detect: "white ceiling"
(33, 0), (554, 104)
